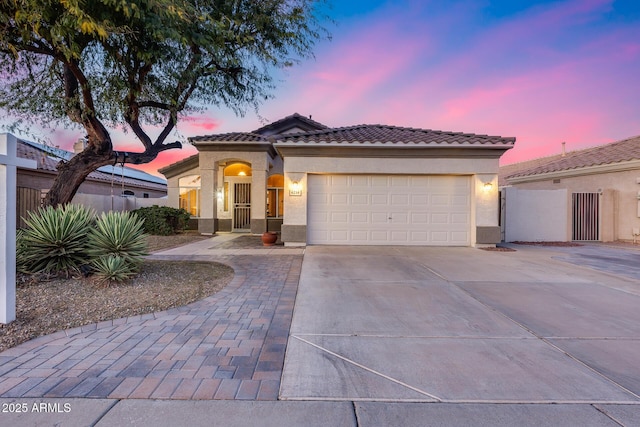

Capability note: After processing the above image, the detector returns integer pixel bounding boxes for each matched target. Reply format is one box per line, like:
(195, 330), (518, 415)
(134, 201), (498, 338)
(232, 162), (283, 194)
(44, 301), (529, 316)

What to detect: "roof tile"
(275, 124), (515, 146)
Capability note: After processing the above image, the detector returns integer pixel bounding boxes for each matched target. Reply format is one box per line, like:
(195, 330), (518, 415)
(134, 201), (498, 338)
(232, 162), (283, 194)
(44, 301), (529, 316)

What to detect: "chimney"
(73, 138), (86, 154)
(561, 141), (566, 157)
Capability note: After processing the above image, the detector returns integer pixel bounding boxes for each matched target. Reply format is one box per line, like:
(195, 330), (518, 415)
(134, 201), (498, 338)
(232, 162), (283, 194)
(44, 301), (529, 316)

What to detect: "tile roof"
(17, 139), (167, 190)
(275, 124), (515, 147)
(498, 154), (564, 186)
(252, 112), (328, 135)
(189, 132), (271, 143)
(506, 135), (640, 180)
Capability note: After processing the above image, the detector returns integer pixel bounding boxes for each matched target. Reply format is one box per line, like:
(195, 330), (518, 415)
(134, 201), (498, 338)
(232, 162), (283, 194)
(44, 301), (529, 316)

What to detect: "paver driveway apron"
(280, 245), (640, 403)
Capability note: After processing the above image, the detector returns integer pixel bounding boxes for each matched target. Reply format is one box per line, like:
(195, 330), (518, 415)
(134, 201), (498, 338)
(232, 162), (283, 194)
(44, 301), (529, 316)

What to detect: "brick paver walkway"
(0, 253), (302, 400)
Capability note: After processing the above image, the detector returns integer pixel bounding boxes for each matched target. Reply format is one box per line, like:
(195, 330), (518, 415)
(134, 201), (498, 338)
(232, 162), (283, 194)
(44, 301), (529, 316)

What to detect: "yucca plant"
(91, 255), (138, 284)
(87, 211), (148, 268)
(15, 228), (29, 274)
(19, 204), (94, 275)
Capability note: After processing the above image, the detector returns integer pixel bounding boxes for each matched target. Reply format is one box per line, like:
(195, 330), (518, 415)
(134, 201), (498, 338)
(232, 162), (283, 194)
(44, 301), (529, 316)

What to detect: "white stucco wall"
(503, 186), (568, 242)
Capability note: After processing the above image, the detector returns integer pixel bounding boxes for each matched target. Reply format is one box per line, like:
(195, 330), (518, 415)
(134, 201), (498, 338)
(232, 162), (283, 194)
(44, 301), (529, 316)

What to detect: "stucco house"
(160, 113), (515, 247)
(501, 135), (640, 242)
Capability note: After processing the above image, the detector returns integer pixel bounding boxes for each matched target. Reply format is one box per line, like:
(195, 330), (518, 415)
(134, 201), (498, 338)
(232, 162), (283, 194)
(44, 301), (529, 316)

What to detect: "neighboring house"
(501, 136), (640, 242)
(160, 113), (515, 247)
(15, 137), (167, 225)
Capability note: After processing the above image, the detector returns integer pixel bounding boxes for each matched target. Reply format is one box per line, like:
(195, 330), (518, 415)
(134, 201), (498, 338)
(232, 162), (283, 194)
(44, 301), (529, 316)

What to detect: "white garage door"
(307, 175), (471, 246)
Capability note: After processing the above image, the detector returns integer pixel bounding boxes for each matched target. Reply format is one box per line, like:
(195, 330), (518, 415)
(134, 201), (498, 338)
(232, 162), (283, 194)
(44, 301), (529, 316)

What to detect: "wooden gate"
(16, 187), (42, 228)
(233, 183), (251, 230)
(572, 192), (599, 241)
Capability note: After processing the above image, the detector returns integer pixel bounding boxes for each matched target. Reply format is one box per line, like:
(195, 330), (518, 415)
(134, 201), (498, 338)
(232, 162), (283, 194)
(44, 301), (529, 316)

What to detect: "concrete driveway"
(280, 245), (640, 404)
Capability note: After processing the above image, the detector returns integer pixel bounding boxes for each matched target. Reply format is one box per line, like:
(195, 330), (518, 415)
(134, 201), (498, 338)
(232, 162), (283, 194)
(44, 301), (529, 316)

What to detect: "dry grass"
(0, 233), (232, 352)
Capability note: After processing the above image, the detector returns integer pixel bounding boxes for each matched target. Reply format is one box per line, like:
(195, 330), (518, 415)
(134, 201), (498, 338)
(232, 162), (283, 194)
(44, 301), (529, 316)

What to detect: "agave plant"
(87, 211), (148, 268)
(19, 204), (95, 275)
(91, 255), (139, 284)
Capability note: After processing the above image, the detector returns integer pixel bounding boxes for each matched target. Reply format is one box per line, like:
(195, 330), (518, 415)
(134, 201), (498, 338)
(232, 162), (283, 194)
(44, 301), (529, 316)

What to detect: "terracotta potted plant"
(261, 231), (278, 246)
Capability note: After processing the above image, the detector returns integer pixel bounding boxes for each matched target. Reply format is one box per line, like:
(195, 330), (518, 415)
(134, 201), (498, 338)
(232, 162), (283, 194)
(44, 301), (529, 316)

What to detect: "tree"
(0, 0), (327, 205)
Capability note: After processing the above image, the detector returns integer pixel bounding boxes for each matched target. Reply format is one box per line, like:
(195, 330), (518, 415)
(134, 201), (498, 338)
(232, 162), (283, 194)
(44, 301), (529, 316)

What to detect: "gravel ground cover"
(0, 233), (232, 352)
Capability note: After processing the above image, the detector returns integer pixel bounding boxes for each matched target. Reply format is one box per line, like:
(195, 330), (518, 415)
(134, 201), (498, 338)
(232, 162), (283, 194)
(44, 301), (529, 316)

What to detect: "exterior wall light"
(216, 188), (224, 202)
(289, 180), (303, 196)
(483, 182), (493, 191)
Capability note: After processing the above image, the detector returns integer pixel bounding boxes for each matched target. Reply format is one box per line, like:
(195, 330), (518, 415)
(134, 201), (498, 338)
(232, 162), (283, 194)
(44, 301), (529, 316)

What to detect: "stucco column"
(250, 157), (268, 234)
(282, 170), (307, 246)
(474, 174), (500, 245)
(199, 164), (215, 234)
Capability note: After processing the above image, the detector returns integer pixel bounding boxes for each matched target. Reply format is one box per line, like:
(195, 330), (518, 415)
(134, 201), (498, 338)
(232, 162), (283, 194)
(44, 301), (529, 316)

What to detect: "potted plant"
(261, 231), (278, 246)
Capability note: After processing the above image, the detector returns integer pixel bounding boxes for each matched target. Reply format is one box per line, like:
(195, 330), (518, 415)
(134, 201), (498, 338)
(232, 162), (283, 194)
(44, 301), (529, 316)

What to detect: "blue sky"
(3, 0), (639, 176)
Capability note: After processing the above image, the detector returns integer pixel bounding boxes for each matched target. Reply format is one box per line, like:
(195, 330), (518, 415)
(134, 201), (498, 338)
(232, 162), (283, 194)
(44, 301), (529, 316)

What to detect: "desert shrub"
(87, 211), (148, 267)
(18, 204), (94, 275)
(91, 255), (139, 284)
(15, 229), (29, 274)
(133, 205), (190, 235)
(18, 206), (148, 284)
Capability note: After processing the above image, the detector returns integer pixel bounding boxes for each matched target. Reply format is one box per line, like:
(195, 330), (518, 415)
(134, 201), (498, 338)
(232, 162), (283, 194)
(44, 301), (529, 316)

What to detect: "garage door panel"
(350, 230), (368, 242)
(411, 213), (429, 224)
(371, 212), (389, 224)
(307, 174), (470, 246)
(371, 230), (389, 241)
(451, 231), (470, 243)
(451, 213), (470, 224)
(371, 194), (389, 205)
(331, 212), (348, 223)
(351, 175), (370, 186)
(351, 194), (369, 204)
(330, 175), (349, 186)
(391, 176), (410, 186)
(352, 212), (370, 223)
(391, 194), (409, 206)
(331, 193), (348, 204)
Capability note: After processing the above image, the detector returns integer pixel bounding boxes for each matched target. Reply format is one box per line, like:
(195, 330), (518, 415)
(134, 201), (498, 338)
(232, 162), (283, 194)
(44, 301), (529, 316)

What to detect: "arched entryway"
(224, 162), (253, 231)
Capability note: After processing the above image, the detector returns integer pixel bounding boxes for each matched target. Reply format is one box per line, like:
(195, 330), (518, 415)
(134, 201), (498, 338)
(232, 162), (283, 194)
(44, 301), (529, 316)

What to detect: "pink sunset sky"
(3, 0), (639, 178)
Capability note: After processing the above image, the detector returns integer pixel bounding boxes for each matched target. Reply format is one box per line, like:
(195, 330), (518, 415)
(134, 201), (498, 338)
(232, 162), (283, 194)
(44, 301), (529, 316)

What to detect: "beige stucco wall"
(508, 168), (640, 241)
(283, 156), (501, 246)
(502, 187), (569, 242)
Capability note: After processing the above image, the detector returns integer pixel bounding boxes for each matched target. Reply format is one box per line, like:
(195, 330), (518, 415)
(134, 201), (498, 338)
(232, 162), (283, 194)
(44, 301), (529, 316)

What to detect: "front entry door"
(233, 182), (251, 231)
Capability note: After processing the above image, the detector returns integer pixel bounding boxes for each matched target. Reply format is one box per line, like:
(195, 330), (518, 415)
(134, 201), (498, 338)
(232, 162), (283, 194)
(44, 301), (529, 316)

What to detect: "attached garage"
(307, 174), (471, 245)
(275, 123), (515, 248)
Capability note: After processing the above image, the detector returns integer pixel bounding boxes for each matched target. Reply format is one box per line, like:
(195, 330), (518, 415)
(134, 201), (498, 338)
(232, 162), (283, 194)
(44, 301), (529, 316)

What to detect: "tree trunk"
(44, 148), (113, 207)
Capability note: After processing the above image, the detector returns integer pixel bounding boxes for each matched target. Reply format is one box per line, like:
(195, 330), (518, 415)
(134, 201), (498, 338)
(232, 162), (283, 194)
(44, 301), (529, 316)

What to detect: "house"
(15, 137), (167, 225)
(160, 113), (515, 246)
(500, 136), (640, 242)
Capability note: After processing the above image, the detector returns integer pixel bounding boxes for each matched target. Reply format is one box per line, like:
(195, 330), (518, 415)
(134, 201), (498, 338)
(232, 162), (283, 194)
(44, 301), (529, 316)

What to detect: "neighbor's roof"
(17, 139), (167, 190)
(498, 153), (564, 186)
(506, 135), (640, 180)
(275, 124), (516, 147)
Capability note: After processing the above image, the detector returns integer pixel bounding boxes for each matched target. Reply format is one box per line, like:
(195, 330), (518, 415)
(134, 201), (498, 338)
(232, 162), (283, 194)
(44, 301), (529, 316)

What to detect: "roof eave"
(275, 144), (514, 159)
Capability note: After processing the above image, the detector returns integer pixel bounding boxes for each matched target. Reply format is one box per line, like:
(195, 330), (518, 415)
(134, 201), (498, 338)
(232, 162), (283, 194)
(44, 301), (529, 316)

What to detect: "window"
(179, 175), (201, 217)
(143, 193), (149, 198)
(267, 174), (284, 218)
